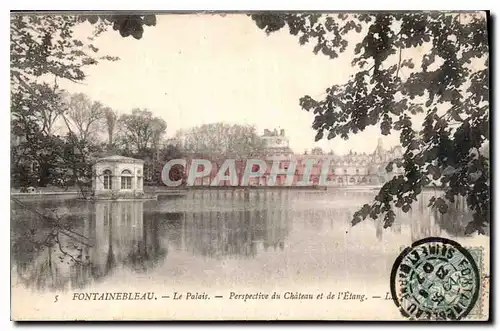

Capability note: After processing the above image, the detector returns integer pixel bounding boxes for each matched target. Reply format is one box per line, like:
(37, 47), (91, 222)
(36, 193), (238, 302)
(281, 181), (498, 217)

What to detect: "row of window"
(337, 177), (372, 183)
(287, 167), (364, 174)
(102, 169), (133, 190)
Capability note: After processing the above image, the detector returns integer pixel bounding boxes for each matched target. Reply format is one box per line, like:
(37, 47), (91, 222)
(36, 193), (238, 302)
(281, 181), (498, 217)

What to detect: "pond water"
(11, 189), (479, 294)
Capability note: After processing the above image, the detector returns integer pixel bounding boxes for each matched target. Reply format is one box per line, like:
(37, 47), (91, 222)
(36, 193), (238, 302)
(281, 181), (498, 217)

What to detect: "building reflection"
(171, 190), (292, 258)
(370, 194), (472, 242)
(11, 189), (476, 292)
(12, 200), (166, 291)
(289, 190), (462, 243)
(13, 191), (293, 290)
(92, 201), (166, 274)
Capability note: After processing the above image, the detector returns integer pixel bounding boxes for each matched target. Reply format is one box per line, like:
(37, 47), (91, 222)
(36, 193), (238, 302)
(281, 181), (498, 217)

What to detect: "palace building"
(172, 129), (404, 187)
(260, 129), (404, 186)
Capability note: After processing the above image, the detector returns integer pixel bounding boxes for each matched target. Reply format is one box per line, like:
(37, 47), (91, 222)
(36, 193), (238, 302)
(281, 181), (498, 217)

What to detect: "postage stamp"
(390, 237), (481, 321)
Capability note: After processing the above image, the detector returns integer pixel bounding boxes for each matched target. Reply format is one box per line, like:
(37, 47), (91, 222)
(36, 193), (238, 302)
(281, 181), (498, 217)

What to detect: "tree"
(11, 14), (113, 188)
(138, 144), (184, 186)
(103, 107), (118, 148)
(311, 147), (324, 155)
(10, 14), (155, 189)
(10, 131), (66, 188)
(77, 14), (157, 40)
(61, 93), (107, 143)
(251, 12), (489, 234)
(10, 13), (157, 284)
(117, 109), (167, 154)
(177, 123), (265, 159)
(10, 83), (69, 187)
(10, 13), (155, 131)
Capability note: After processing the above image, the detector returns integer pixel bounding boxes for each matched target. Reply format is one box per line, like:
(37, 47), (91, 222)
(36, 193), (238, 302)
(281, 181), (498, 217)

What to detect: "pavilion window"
(121, 169), (133, 189)
(103, 170), (112, 190)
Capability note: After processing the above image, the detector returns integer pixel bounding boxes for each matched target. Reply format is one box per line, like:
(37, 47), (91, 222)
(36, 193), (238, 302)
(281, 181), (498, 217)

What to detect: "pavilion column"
(113, 175), (120, 192)
(132, 175), (137, 192)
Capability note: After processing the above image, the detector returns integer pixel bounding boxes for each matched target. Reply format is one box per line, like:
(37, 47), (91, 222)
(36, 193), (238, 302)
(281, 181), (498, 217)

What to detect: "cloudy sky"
(58, 13), (402, 154)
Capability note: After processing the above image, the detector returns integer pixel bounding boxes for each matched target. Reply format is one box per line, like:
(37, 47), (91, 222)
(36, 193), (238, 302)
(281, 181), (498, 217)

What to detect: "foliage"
(117, 109), (167, 154)
(251, 12), (489, 234)
(176, 123), (265, 159)
(311, 147), (324, 155)
(11, 14), (110, 188)
(103, 107), (119, 147)
(11, 81), (68, 187)
(10, 14), (155, 189)
(11, 15), (103, 90)
(77, 14), (157, 40)
(62, 93), (109, 142)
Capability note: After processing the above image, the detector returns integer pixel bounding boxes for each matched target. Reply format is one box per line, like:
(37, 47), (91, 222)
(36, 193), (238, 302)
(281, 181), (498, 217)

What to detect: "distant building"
(258, 129), (404, 186)
(93, 155), (145, 199)
(292, 138), (404, 186)
(180, 131), (404, 187)
(261, 128), (293, 159)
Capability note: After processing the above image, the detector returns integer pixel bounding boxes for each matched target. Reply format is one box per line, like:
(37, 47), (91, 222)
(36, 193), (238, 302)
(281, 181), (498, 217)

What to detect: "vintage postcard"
(10, 11), (490, 321)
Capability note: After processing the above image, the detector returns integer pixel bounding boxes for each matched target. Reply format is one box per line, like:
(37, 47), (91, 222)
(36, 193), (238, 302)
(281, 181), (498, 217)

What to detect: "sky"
(58, 13), (402, 155)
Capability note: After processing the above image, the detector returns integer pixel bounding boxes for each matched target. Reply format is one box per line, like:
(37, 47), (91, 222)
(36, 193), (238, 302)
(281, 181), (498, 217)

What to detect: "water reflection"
(12, 200), (167, 291)
(11, 189), (477, 292)
(94, 201), (167, 275)
(167, 190), (291, 258)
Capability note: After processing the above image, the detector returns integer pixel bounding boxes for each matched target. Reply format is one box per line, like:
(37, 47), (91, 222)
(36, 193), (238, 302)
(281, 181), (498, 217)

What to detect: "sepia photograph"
(10, 10), (490, 321)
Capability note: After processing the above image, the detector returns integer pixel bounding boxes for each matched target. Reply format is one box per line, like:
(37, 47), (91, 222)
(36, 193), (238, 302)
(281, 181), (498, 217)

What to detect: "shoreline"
(10, 185), (445, 200)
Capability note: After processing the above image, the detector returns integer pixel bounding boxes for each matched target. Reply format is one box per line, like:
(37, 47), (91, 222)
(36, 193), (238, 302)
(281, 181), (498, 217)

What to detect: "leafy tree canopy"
(78, 14), (157, 40)
(176, 123), (265, 159)
(117, 109), (167, 154)
(10, 14), (155, 188)
(251, 12), (489, 234)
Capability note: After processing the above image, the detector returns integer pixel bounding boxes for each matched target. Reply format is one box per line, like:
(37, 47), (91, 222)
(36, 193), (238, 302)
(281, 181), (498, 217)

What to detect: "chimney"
(280, 129), (285, 136)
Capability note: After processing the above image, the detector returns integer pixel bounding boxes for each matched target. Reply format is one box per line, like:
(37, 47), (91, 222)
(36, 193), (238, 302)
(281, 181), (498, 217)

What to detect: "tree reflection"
(170, 190), (291, 258)
(11, 199), (166, 291)
(124, 217), (167, 272)
(11, 189), (479, 293)
(433, 196), (474, 237)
